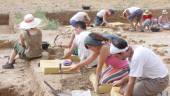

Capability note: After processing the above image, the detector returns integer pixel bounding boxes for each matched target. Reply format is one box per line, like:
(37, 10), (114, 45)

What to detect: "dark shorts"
(14, 42), (26, 59)
(128, 9), (143, 22)
(95, 16), (103, 26)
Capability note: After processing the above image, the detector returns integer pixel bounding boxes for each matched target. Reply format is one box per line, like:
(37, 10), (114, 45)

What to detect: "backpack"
(42, 41), (50, 50)
(150, 18), (160, 32)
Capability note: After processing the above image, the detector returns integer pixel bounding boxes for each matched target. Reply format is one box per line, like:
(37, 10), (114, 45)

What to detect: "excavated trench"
(0, 53), (46, 96)
(0, 14), (12, 34)
(0, 86), (18, 96)
(45, 9), (170, 25)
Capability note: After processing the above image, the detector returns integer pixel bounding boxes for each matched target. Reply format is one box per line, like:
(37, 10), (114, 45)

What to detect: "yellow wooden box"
(40, 59), (75, 74)
(110, 87), (122, 96)
(89, 73), (112, 94)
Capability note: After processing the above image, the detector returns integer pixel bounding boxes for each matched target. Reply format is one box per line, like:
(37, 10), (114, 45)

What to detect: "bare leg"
(14, 55), (19, 60)
(130, 21), (135, 29)
(134, 19), (138, 29)
(136, 20), (144, 31)
(8, 50), (17, 63)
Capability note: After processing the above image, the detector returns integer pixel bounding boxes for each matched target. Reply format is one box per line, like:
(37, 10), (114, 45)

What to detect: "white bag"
(71, 90), (91, 96)
(157, 91), (168, 96)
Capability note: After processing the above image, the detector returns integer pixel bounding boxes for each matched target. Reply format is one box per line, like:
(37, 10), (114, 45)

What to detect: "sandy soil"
(0, 49), (41, 96)
(0, 0), (170, 96)
(0, 0), (170, 14)
(0, 25), (170, 96)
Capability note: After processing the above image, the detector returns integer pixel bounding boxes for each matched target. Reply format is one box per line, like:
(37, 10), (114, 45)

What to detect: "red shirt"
(142, 14), (152, 21)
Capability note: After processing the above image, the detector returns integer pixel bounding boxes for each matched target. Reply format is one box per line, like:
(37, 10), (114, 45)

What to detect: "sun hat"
(143, 10), (152, 15)
(19, 14), (41, 30)
(162, 9), (168, 14)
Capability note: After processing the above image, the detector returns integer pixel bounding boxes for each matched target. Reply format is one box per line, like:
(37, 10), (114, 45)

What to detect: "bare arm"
(102, 11), (108, 24)
(124, 76), (136, 96)
(63, 40), (76, 59)
(85, 14), (91, 26)
(158, 16), (162, 25)
(76, 51), (99, 68)
(113, 75), (129, 87)
(125, 10), (135, 29)
(96, 45), (109, 84)
(69, 50), (99, 71)
(19, 33), (26, 47)
(68, 33), (75, 48)
(166, 16), (169, 23)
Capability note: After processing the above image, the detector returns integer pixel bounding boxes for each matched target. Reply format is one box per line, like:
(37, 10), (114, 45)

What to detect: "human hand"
(86, 22), (91, 27)
(94, 76), (100, 93)
(112, 80), (123, 87)
(68, 64), (80, 72)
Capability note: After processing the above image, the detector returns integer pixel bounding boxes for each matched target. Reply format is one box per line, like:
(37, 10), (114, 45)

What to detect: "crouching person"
(2, 14), (42, 69)
(123, 7), (143, 32)
(95, 9), (115, 26)
(142, 10), (153, 31)
(68, 33), (129, 93)
(111, 38), (169, 96)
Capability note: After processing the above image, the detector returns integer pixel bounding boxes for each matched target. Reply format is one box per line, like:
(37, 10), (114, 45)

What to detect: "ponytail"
(89, 33), (109, 42)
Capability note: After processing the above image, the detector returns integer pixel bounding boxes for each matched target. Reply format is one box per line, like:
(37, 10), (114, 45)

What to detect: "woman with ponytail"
(69, 33), (129, 92)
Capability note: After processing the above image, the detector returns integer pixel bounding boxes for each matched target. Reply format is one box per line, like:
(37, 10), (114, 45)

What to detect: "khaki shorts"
(133, 75), (169, 96)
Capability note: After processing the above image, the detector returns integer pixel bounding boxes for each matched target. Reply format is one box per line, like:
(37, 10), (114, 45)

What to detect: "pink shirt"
(105, 55), (128, 69)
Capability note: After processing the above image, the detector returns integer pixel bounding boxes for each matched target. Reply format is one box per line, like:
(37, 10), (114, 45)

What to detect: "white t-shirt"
(127, 7), (140, 14)
(74, 31), (98, 67)
(129, 46), (168, 79)
(74, 31), (91, 61)
(70, 12), (87, 21)
(97, 9), (107, 17)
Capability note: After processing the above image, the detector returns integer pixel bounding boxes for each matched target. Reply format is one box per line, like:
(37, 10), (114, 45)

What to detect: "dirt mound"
(60, 68), (95, 91)
(0, 85), (18, 96)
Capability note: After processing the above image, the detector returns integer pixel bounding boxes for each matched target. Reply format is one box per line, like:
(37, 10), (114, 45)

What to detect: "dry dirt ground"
(0, 0), (170, 96)
(0, 0), (170, 14)
(1, 26), (170, 96)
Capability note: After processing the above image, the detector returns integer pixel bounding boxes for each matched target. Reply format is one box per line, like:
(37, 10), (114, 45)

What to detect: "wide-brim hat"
(143, 10), (152, 15)
(162, 9), (168, 14)
(19, 14), (41, 30)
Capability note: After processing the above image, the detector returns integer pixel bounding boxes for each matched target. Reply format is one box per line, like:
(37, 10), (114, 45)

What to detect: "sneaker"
(129, 28), (136, 32)
(2, 62), (14, 69)
(140, 29), (145, 32)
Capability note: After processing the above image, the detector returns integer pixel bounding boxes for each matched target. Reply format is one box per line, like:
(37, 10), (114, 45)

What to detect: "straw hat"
(143, 10), (152, 15)
(19, 14), (41, 30)
(162, 9), (168, 14)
